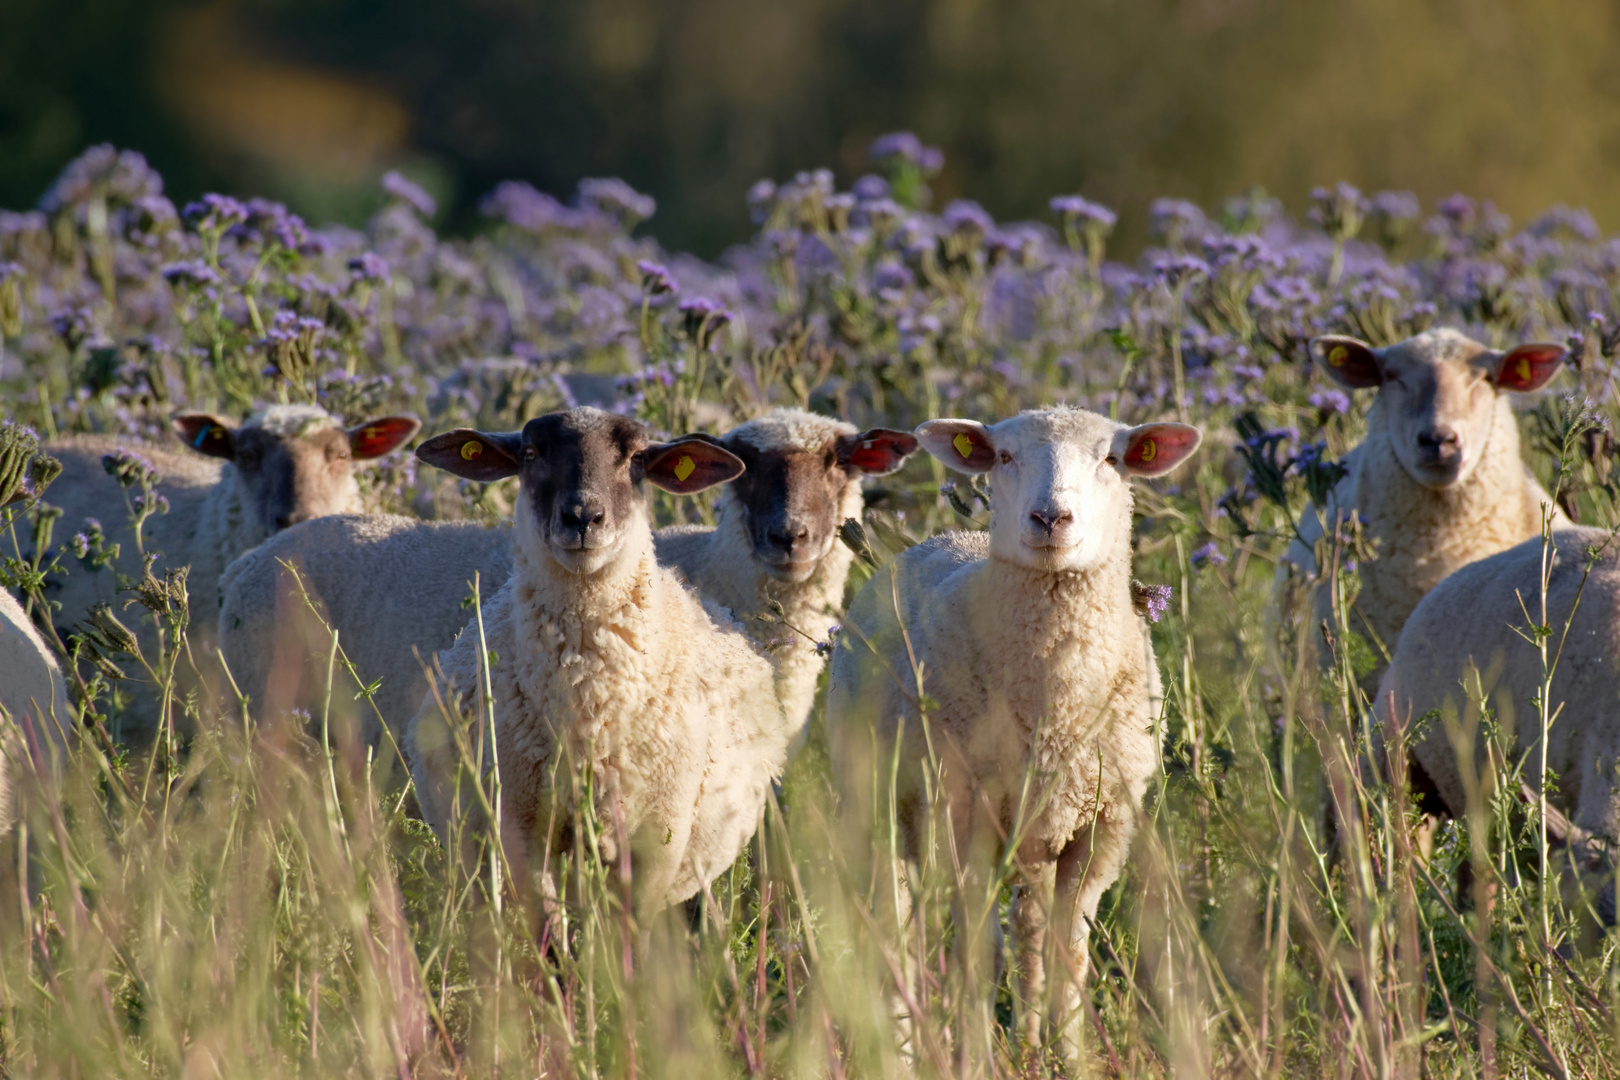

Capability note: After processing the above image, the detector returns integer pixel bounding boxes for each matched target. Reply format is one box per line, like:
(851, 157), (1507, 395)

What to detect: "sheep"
(825, 405), (1201, 1056)
(40, 406), (419, 647)
(654, 408), (918, 742)
(216, 514), (514, 748)
(405, 408), (791, 913)
(1377, 524), (1620, 922)
(1285, 328), (1568, 691)
(215, 407), (914, 752)
(0, 589), (70, 835)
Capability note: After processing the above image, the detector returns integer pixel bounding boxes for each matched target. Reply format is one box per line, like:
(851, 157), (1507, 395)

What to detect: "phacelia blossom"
(381, 171), (438, 218)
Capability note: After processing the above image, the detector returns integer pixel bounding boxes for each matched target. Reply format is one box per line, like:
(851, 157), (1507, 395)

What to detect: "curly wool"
(408, 501), (788, 911)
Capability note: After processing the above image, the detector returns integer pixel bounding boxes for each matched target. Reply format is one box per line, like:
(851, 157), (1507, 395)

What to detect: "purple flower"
(1140, 583), (1173, 623)
(1149, 199), (1207, 246)
(235, 198), (307, 250)
(481, 181), (578, 233)
(852, 174), (890, 201)
(1370, 190), (1421, 224)
(348, 252), (390, 283)
(746, 179), (778, 224)
(868, 131), (945, 174)
(38, 145), (163, 216)
(182, 193), (249, 234)
(1149, 251), (1209, 287)
(381, 170), (437, 217)
(1308, 388), (1351, 414)
(1190, 541), (1228, 568)
(0, 261), (23, 283)
(943, 199), (994, 235)
(678, 297), (733, 349)
(575, 177), (656, 226)
(161, 260), (222, 288)
(636, 260), (678, 297)
(1049, 195), (1117, 230)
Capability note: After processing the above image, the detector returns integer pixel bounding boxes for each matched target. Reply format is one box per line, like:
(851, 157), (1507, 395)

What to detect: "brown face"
(416, 408), (747, 576)
(173, 412), (420, 534)
(721, 427), (919, 583)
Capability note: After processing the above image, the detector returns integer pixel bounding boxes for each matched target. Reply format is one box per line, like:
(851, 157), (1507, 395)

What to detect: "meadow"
(0, 139), (1617, 1078)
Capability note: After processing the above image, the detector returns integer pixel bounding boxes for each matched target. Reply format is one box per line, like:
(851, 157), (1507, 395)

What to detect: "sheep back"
(216, 513), (513, 747)
(1380, 525), (1620, 842)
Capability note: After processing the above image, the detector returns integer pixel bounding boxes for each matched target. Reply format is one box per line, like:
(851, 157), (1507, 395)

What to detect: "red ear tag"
(674, 455), (696, 482)
(460, 440), (483, 461)
(953, 432), (974, 459)
(1327, 345), (1348, 367)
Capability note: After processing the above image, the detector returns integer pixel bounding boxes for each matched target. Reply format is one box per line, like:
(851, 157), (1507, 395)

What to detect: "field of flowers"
(0, 138), (1617, 1078)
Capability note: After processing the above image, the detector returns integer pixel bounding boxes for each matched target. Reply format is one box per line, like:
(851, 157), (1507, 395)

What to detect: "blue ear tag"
(193, 426), (220, 449)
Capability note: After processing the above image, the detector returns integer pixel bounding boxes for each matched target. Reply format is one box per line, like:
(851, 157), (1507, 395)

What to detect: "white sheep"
(0, 589), (70, 835)
(1377, 524), (1620, 918)
(216, 514), (513, 747)
(40, 406), (419, 648)
(826, 405), (1201, 1056)
(406, 408), (791, 912)
(1286, 328), (1568, 687)
(654, 408), (917, 742)
(215, 407), (913, 752)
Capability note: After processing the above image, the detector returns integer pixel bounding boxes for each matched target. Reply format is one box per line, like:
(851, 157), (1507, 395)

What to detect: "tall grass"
(0, 147), (1617, 1076)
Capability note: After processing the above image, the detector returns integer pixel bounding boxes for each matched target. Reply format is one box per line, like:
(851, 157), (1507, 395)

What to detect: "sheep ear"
(643, 437), (745, 494)
(836, 428), (920, 475)
(1489, 343), (1565, 392)
(1118, 423), (1201, 478)
(348, 416), (421, 459)
(915, 419), (995, 474)
(415, 428), (522, 482)
(173, 414), (236, 460)
(1309, 335), (1383, 389)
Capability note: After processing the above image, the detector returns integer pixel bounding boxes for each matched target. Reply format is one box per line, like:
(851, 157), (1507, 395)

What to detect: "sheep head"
(417, 407), (744, 577)
(172, 406), (419, 535)
(711, 409), (918, 583)
(918, 407), (1200, 573)
(1309, 328), (1564, 490)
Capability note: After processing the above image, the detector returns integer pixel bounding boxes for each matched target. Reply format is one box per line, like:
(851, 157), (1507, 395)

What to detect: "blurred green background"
(4, 0), (1618, 254)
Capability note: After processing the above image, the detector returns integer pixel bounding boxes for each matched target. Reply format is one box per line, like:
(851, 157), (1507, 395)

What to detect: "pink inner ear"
(1495, 344), (1565, 391)
(1125, 424), (1199, 472)
(845, 432), (918, 473)
(349, 418), (419, 459)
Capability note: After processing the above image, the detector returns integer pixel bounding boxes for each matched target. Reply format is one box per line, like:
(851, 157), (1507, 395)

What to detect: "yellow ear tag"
(1327, 345), (1348, 367)
(460, 440), (483, 460)
(953, 432), (974, 459)
(674, 455), (696, 482)
(1515, 356), (1532, 383)
(1138, 437), (1157, 463)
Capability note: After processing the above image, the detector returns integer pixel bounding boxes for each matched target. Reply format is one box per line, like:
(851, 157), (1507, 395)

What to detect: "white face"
(1311, 331), (1567, 491)
(917, 408), (1202, 573)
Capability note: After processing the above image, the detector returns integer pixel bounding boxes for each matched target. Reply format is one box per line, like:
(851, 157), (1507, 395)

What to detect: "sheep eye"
(998, 450), (1013, 465)
(1104, 454), (1119, 466)
(523, 446), (539, 461)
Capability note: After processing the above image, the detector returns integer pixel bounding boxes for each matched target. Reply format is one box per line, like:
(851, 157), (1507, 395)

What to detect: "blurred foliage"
(6, 0), (1620, 254)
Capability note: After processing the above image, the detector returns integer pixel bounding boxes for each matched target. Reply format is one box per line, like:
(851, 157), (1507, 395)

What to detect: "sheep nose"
(1417, 426), (1459, 451)
(1029, 507), (1073, 532)
(558, 500), (606, 533)
(765, 523), (810, 553)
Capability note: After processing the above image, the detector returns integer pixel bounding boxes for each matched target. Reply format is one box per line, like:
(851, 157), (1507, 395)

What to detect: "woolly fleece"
(407, 498), (789, 912)
(216, 513), (514, 746)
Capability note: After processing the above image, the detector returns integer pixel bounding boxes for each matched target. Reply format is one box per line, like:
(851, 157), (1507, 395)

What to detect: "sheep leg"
(1052, 812), (1135, 1064)
(1011, 860), (1056, 1056)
